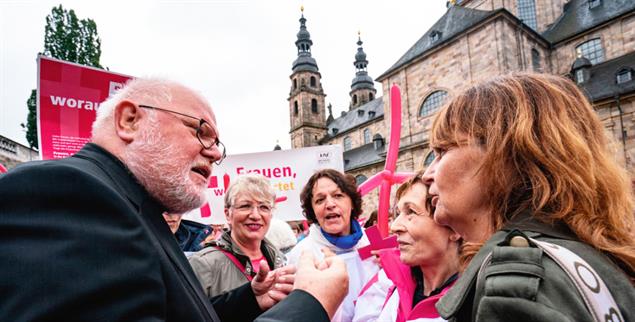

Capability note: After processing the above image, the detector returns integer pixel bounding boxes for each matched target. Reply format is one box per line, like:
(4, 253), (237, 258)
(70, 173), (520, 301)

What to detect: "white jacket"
(353, 249), (452, 322)
(287, 224), (380, 322)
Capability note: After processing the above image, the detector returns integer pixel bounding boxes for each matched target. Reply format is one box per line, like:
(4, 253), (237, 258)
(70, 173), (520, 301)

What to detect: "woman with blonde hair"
(189, 173), (286, 298)
(422, 73), (635, 321)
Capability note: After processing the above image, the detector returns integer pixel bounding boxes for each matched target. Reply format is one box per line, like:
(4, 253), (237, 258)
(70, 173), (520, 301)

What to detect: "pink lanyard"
(215, 247), (253, 281)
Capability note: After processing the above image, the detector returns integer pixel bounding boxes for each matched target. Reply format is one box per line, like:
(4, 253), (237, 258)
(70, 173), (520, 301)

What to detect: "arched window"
(373, 134), (384, 150)
(293, 79), (297, 90)
(363, 129), (371, 144)
(576, 38), (604, 64)
(353, 94), (358, 105)
(423, 151), (435, 167)
(355, 174), (368, 185)
(531, 49), (541, 71)
(311, 99), (318, 113)
(294, 101), (298, 115)
(343, 136), (352, 151)
(310, 76), (316, 87)
(616, 68), (633, 84)
(369, 93), (374, 100)
(517, 0), (537, 30)
(419, 90), (448, 117)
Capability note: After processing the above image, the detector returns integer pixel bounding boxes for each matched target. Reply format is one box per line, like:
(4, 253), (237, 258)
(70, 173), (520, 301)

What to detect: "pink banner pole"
(357, 85), (414, 237)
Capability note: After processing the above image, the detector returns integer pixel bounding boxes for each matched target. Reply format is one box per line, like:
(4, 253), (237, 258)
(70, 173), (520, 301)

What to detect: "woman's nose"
(325, 196), (336, 208)
(421, 161), (436, 185)
(390, 213), (406, 234)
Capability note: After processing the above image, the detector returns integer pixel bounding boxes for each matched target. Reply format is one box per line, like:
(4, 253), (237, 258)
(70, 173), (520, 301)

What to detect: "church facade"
(288, 0), (635, 215)
(0, 135), (39, 171)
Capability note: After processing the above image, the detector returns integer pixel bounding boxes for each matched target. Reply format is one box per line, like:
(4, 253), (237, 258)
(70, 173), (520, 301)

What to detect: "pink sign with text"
(37, 55), (132, 160)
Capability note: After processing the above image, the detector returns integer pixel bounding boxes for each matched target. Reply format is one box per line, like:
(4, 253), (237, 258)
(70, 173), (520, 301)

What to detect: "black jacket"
(0, 143), (328, 322)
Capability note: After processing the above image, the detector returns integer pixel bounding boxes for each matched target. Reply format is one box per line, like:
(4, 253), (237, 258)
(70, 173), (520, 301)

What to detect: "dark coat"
(177, 219), (213, 252)
(0, 143), (328, 322)
(436, 212), (635, 322)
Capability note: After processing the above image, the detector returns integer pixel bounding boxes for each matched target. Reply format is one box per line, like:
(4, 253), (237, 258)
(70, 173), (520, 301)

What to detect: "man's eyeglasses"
(139, 104), (226, 165)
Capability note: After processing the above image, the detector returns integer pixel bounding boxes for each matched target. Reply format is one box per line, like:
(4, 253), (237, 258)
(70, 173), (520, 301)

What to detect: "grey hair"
(224, 173), (276, 208)
(91, 78), (183, 139)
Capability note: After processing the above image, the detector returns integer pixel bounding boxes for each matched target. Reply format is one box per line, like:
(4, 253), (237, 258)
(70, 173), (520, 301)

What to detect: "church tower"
(288, 7), (327, 149)
(349, 32), (377, 110)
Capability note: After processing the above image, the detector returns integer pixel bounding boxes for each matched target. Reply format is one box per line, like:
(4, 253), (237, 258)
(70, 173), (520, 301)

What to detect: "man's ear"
(114, 100), (142, 143)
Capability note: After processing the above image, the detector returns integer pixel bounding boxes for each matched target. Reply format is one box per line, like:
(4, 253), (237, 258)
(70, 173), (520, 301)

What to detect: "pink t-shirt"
(251, 256), (266, 272)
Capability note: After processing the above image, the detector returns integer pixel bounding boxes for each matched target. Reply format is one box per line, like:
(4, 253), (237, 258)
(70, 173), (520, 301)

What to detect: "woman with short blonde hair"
(189, 173), (285, 298)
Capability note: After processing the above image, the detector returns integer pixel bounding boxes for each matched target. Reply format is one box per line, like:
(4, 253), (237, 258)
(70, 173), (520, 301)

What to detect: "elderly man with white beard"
(0, 78), (348, 322)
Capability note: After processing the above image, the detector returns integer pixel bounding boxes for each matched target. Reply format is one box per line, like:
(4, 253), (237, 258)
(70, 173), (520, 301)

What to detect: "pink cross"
(358, 225), (398, 260)
(358, 85), (414, 237)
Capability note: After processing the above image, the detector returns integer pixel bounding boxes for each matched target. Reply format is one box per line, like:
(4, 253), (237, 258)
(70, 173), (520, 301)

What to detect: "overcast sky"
(0, 0), (447, 154)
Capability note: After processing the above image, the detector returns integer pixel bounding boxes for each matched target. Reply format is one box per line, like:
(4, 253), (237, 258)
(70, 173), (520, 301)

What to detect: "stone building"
(289, 0), (635, 215)
(0, 135), (39, 171)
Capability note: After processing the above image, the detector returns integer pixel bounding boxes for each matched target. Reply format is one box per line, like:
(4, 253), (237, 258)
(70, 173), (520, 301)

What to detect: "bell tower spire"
(349, 31), (377, 109)
(288, 7), (327, 149)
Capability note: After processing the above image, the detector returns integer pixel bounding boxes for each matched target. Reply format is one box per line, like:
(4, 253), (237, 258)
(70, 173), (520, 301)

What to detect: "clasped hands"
(251, 248), (348, 319)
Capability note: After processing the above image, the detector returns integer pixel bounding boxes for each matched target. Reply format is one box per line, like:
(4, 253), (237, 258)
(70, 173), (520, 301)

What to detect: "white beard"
(124, 116), (207, 213)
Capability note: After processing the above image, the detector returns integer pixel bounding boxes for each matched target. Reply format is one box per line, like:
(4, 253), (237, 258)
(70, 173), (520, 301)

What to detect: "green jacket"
(189, 231), (285, 298)
(436, 213), (635, 322)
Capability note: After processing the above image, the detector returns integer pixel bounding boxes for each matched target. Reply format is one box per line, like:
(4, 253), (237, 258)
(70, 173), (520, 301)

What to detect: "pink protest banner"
(0, 163), (7, 174)
(37, 55), (132, 160)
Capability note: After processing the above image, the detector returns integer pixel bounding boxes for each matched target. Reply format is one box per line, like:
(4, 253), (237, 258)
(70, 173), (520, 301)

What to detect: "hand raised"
(252, 261), (297, 310)
(294, 250), (348, 320)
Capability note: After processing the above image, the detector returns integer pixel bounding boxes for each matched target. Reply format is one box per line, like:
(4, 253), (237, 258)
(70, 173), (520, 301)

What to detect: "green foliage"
(25, 4), (103, 148)
(43, 5), (102, 68)
(24, 90), (38, 149)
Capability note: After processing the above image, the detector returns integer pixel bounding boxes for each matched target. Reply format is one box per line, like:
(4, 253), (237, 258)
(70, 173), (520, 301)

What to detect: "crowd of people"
(1, 72), (634, 322)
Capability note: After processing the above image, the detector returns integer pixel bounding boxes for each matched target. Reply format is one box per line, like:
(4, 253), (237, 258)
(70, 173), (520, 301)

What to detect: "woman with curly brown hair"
(422, 73), (635, 321)
(286, 168), (380, 322)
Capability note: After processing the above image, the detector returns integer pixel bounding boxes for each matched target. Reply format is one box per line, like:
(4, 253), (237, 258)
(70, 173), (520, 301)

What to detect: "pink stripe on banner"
(200, 203), (211, 218)
(208, 176), (218, 188)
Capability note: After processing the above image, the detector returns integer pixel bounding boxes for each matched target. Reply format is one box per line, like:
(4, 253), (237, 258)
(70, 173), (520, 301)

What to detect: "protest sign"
(38, 55), (132, 160)
(184, 145), (344, 224)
